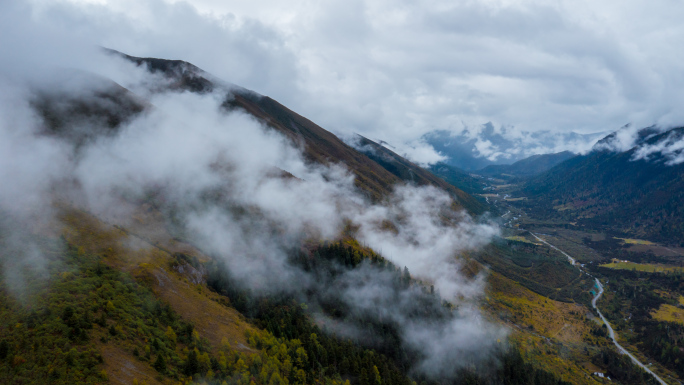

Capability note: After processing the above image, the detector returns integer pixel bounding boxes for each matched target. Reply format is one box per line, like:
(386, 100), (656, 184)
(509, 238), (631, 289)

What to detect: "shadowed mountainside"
(30, 70), (148, 151)
(478, 151), (576, 179)
(351, 135), (487, 214)
(428, 162), (487, 195)
(519, 127), (684, 244)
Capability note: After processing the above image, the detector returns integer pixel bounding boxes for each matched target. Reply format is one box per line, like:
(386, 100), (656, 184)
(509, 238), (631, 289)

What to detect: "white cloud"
(7, 0), (684, 161)
(631, 129), (684, 166)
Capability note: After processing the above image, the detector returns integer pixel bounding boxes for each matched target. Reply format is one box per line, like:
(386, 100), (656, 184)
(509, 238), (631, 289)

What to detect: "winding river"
(530, 233), (668, 385)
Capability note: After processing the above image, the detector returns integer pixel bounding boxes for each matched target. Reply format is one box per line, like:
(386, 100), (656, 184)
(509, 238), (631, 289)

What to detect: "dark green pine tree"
(153, 354), (166, 373)
(0, 340), (8, 360)
(184, 350), (199, 376)
(402, 266), (411, 288)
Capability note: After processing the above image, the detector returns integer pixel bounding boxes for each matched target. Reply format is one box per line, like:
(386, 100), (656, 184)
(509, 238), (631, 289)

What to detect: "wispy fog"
(0, 1), (510, 377)
(591, 124), (684, 167)
(0, 46), (504, 377)
(632, 131), (684, 165)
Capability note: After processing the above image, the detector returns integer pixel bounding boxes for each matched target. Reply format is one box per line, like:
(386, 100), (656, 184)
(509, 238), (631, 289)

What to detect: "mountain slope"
(519, 127), (684, 244)
(353, 135), (487, 214)
(110, 51), (483, 213)
(428, 162), (486, 195)
(30, 70), (148, 151)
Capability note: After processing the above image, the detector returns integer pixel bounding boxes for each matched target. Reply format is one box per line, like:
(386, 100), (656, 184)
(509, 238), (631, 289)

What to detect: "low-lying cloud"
(0, 0), (511, 376)
(591, 123), (684, 167)
(631, 129), (684, 166)
(0, 46), (504, 379)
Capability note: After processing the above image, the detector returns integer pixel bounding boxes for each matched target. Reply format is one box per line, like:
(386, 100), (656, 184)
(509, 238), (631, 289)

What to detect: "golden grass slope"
(504, 236), (542, 245)
(614, 237), (655, 245)
(484, 272), (603, 385)
(60, 207), (257, 355)
(98, 343), (166, 385)
(600, 259), (684, 273)
(651, 303), (684, 325)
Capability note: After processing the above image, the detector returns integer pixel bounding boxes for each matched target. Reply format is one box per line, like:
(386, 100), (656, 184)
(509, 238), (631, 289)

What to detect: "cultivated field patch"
(614, 237), (654, 245)
(600, 260), (684, 273)
(651, 304), (684, 325)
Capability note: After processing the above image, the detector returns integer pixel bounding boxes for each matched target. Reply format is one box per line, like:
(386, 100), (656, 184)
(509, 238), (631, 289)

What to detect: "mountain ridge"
(110, 50), (486, 214)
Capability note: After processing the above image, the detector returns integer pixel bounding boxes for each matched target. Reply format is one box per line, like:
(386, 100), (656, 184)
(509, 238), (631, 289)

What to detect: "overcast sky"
(6, 0), (684, 162)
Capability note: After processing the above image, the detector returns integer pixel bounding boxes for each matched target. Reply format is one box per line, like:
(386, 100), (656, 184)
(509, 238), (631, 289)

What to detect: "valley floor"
(479, 184), (683, 385)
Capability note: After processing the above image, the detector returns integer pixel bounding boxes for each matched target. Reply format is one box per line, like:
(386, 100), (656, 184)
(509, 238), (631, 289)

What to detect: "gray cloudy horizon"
(7, 0), (684, 163)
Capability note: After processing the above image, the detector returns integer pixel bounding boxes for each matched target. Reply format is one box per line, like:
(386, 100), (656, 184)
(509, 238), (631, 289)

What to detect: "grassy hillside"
(0, 206), (586, 385)
(484, 272), (604, 385)
(2, 197), (671, 384)
(481, 253), (669, 385)
(2, 207), (414, 385)
(471, 238), (588, 303)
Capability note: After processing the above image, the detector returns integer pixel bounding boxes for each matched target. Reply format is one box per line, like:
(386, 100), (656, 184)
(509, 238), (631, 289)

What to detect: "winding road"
(531, 233), (669, 385)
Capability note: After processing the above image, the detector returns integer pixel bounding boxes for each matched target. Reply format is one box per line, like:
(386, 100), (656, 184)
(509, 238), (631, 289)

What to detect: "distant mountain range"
(423, 125), (604, 171)
(423, 151), (577, 197)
